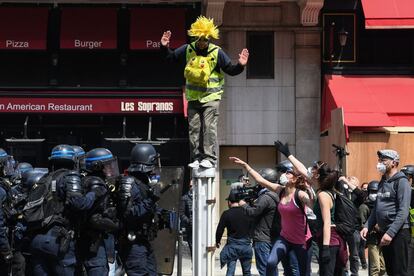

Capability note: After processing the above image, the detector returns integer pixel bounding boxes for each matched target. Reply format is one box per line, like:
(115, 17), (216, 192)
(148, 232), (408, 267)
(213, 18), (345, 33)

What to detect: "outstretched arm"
(275, 140), (316, 185)
(229, 157), (283, 193)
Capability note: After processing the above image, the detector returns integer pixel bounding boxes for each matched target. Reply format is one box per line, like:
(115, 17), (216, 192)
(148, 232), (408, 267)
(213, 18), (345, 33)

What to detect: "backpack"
(23, 169), (68, 231)
(391, 175), (413, 237)
(327, 190), (359, 237)
(184, 44), (218, 86)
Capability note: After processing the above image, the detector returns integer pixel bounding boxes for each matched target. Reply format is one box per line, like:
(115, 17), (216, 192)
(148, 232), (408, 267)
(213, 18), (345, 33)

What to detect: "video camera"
(233, 185), (262, 203)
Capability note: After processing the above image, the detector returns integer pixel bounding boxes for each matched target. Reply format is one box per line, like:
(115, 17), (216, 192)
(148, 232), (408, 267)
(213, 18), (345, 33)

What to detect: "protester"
(358, 182), (369, 270)
(359, 180), (386, 276)
(361, 149), (411, 276)
(216, 189), (253, 276)
(313, 169), (347, 276)
(230, 156), (313, 276)
(400, 164), (414, 275)
(237, 168), (283, 276)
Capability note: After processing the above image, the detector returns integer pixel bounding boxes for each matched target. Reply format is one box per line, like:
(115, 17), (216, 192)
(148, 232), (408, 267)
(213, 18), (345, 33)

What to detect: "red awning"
(0, 7), (48, 50)
(60, 8), (117, 49)
(321, 75), (414, 133)
(362, 0), (414, 29)
(130, 8), (186, 50)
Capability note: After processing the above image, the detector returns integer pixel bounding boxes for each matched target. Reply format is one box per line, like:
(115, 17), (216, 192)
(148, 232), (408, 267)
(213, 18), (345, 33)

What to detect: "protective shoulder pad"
(0, 186), (6, 203)
(64, 171), (82, 194)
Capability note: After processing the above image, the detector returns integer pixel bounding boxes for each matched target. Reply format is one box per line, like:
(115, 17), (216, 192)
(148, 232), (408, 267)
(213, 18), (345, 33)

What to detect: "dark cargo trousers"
(187, 100), (220, 164)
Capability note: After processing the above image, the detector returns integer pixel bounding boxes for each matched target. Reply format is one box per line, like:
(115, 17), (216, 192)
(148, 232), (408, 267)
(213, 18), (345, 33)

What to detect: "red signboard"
(130, 8), (186, 50)
(0, 7), (49, 50)
(0, 98), (183, 114)
(60, 8), (117, 49)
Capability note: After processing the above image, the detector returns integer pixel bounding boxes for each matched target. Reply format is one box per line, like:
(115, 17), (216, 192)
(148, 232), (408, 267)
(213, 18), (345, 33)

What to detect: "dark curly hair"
(319, 169), (339, 191)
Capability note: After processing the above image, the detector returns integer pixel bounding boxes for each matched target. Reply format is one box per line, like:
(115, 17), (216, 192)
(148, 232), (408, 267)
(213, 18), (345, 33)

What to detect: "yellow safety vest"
(185, 42), (224, 103)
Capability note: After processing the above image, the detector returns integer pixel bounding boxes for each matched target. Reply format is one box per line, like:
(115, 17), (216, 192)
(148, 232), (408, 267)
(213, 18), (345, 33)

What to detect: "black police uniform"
(118, 144), (160, 276)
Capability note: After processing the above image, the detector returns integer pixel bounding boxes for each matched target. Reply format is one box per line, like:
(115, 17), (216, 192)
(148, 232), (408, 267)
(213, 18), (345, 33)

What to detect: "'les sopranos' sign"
(0, 98), (183, 114)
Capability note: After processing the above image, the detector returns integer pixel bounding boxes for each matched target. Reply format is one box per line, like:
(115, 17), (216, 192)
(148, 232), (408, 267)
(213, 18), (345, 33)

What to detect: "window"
(246, 31), (274, 79)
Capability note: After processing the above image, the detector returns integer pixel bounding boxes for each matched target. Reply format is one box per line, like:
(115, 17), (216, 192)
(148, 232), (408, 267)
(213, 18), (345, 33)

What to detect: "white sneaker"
(188, 160), (200, 168)
(199, 159), (214, 168)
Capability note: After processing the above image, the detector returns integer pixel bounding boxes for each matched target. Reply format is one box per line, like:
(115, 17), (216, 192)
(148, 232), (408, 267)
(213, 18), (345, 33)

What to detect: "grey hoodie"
(365, 171), (411, 238)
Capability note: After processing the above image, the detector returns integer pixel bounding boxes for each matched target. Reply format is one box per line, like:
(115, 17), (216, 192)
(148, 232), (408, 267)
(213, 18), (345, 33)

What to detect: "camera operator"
(237, 168), (282, 276)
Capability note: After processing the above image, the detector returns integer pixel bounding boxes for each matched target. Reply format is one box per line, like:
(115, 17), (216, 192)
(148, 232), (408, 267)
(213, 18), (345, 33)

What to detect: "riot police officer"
(0, 148), (14, 274)
(11, 170), (48, 276)
(79, 148), (119, 275)
(26, 144), (103, 276)
(72, 145), (86, 173)
(11, 162), (33, 187)
(118, 144), (161, 275)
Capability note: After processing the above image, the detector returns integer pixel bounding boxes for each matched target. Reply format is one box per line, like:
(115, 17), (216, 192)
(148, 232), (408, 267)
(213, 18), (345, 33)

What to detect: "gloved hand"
(321, 245), (331, 264)
(274, 140), (291, 157)
(0, 250), (13, 263)
(119, 177), (134, 199)
(91, 186), (107, 198)
(149, 187), (161, 202)
(103, 207), (117, 220)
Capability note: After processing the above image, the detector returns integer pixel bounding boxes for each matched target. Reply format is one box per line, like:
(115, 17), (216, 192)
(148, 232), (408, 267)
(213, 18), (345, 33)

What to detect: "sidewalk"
(171, 244), (369, 276)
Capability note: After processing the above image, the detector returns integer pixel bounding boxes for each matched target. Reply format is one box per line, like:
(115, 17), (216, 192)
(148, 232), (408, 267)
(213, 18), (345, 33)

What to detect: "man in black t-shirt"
(216, 190), (253, 276)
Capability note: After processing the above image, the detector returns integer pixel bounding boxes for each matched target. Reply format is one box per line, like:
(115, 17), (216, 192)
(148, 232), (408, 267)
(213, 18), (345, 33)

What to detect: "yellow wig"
(187, 16), (219, 40)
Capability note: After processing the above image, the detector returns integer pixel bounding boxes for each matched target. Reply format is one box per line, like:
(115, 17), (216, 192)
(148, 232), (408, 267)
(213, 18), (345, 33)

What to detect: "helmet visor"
(102, 157), (120, 178)
(2, 156), (16, 176)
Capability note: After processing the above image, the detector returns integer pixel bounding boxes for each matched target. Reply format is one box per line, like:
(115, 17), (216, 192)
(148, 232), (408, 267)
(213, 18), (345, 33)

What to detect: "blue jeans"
(226, 258), (251, 276)
(266, 237), (309, 276)
(254, 242), (272, 276)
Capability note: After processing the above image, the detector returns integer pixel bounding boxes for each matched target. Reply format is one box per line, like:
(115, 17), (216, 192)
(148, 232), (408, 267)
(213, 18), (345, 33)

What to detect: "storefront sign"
(130, 8), (186, 50)
(0, 7), (48, 50)
(0, 98), (183, 114)
(60, 8), (117, 49)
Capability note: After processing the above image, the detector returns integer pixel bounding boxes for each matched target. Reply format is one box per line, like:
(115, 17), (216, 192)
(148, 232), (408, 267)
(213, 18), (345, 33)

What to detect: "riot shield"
(151, 166), (184, 275)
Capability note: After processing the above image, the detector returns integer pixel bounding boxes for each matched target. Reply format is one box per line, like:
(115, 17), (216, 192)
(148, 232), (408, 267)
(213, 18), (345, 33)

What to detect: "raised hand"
(229, 156), (246, 166)
(238, 48), (249, 66)
(274, 140), (291, 157)
(161, 30), (172, 47)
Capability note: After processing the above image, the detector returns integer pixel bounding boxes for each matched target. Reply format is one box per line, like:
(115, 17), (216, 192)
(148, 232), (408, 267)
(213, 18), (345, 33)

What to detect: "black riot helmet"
(72, 145), (86, 170)
(258, 168), (278, 183)
(0, 148), (16, 177)
(127, 144), (160, 173)
(72, 145), (85, 159)
(0, 148), (7, 163)
(16, 162), (33, 174)
(85, 148), (119, 177)
(401, 165), (414, 178)
(276, 160), (294, 174)
(49, 144), (76, 169)
(21, 170), (47, 192)
(368, 180), (379, 193)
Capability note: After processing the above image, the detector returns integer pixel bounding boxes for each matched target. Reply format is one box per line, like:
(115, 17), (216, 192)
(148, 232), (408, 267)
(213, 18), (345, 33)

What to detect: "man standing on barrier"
(117, 144), (164, 275)
(161, 16), (249, 169)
